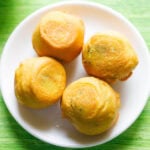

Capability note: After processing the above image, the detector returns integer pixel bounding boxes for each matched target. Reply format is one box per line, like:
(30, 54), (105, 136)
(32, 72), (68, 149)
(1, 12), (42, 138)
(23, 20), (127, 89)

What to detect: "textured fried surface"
(15, 57), (66, 109)
(61, 77), (120, 135)
(82, 33), (139, 83)
(32, 11), (84, 62)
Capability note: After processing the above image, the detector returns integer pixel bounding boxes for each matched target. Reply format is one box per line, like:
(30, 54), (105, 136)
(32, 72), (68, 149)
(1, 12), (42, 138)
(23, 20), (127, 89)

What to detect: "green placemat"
(0, 0), (150, 150)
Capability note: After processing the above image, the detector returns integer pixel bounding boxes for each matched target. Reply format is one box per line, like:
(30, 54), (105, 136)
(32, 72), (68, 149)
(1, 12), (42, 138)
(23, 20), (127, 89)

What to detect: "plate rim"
(0, 1), (150, 148)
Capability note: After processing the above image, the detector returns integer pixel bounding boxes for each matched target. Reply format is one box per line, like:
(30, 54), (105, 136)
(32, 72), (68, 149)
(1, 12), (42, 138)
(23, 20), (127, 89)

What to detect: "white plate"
(0, 1), (150, 148)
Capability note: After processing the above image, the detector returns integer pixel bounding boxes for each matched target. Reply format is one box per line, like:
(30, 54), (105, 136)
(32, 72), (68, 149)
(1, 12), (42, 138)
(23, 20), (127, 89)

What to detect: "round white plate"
(0, 1), (150, 148)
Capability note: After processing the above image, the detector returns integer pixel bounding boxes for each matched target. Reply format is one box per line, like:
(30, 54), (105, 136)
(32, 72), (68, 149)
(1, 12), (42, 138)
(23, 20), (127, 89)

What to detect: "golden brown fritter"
(32, 11), (84, 62)
(15, 57), (66, 109)
(61, 77), (120, 135)
(82, 33), (138, 83)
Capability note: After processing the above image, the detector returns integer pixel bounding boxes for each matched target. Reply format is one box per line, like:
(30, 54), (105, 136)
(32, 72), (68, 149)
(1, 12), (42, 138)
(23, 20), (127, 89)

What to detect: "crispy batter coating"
(61, 77), (120, 135)
(32, 11), (84, 62)
(15, 57), (66, 109)
(82, 33), (138, 83)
